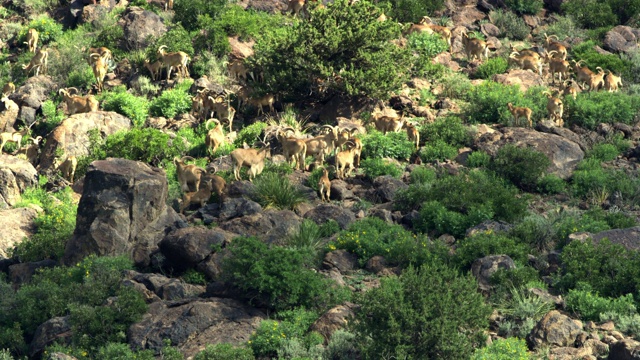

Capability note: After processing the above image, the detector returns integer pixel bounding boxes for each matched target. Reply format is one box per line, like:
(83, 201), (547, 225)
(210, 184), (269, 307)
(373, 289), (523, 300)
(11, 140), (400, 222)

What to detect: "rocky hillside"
(1, 0), (640, 359)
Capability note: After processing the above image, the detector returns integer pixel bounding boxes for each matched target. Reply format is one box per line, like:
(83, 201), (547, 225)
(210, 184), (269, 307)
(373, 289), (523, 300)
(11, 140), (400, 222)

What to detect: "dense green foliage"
(565, 285), (637, 321)
(249, 0), (412, 100)
(251, 172), (307, 210)
(98, 86), (150, 127)
(455, 233), (529, 269)
(503, 0), (543, 14)
(471, 337), (530, 360)
(378, 0), (445, 23)
(488, 145), (551, 191)
(149, 80), (193, 119)
(564, 92), (640, 129)
(221, 237), (349, 311)
(420, 116), (472, 148)
(361, 130), (414, 160)
(475, 57), (509, 79)
(355, 263), (491, 359)
(489, 10), (530, 40)
(359, 158), (403, 180)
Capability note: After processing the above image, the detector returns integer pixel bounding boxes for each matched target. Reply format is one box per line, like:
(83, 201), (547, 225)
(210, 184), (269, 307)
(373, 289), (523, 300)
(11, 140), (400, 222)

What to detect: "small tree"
(248, 0), (412, 101)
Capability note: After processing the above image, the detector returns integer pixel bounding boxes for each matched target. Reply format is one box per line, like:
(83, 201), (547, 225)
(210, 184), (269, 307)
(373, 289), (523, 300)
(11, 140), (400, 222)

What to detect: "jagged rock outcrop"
(0, 155), (38, 208)
(128, 298), (265, 358)
(63, 158), (183, 267)
(471, 255), (516, 291)
(159, 227), (237, 272)
(37, 111), (131, 174)
(310, 303), (358, 343)
(118, 7), (167, 50)
(604, 26), (640, 53)
(9, 76), (58, 126)
(304, 203), (356, 230)
(218, 210), (301, 244)
(29, 316), (72, 358)
(475, 127), (584, 179)
(590, 227), (640, 251)
(0, 97), (19, 132)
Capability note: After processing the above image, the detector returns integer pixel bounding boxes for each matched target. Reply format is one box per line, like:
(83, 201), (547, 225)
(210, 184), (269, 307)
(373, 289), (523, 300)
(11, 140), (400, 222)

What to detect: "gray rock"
(29, 316), (72, 358)
(0, 206), (41, 258)
(471, 255), (516, 291)
(63, 159), (183, 267)
(310, 303), (357, 343)
(159, 227), (235, 271)
(591, 227), (640, 251)
(330, 180), (355, 200)
(465, 220), (513, 238)
(304, 204), (356, 230)
(128, 298), (265, 358)
(219, 210), (301, 245)
(604, 26), (638, 53)
(118, 7), (167, 50)
(8, 259), (57, 287)
(608, 338), (640, 359)
(10, 76), (58, 126)
(373, 175), (407, 203)
(323, 250), (358, 272)
(0, 155), (38, 208)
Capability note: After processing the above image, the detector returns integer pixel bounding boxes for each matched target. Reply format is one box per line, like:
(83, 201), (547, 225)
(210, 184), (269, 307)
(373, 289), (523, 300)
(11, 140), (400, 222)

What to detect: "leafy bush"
(249, 0), (412, 100)
(221, 237), (349, 311)
(419, 140), (458, 162)
(557, 238), (640, 298)
(489, 145), (551, 191)
(0, 256), (145, 353)
(251, 172), (306, 210)
(571, 160), (639, 199)
(149, 80), (193, 119)
(497, 287), (554, 338)
(600, 311), (640, 337)
(361, 130), (414, 160)
(93, 343), (155, 360)
(250, 308), (318, 358)
(537, 174), (567, 195)
(195, 344), (254, 360)
(99, 128), (187, 166)
(285, 219), (325, 259)
(503, 0), (543, 14)
(421, 116), (472, 148)
(544, 16), (587, 40)
(359, 158), (402, 180)
(39, 25), (92, 85)
(147, 24), (194, 61)
(323, 330), (358, 360)
(407, 32), (449, 77)
(173, 0), (226, 32)
(410, 166), (436, 184)
(234, 122), (267, 147)
(94, 26), (125, 59)
(12, 0), (59, 16)
(378, 0), (445, 23)
(562, 0), (618, 28)
(587, 143), (621, 162)
(330, 217), (448, 267)
(217, 5), (286, 41)
(571, 41), (631, 75)
(192, 15), (232, 57)
(464, 82), (527, 124)
(439, 72), (473, 100)
(13, 183), (77, 262)
(475, 57), (509, 79)
(455, 233), (529, 269)
(355, 263), (491, 359)
(20, 15), (63, 44)
(98, 86), (149, 127)
(471, 337), (530, 360)
(489, 10), (530, 40)
(565, 285), (636, 321)
(467, 151), (491, 168)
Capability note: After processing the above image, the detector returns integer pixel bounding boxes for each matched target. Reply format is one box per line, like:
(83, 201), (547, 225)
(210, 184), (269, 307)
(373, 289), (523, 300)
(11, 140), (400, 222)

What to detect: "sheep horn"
(181, 156), (195, 162)
(68, 87), (79, 95)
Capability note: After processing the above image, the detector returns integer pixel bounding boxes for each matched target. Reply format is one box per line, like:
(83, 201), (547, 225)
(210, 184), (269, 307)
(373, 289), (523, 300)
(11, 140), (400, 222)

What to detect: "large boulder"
(604, 26), (639, 53)
(0, 97), (19, 132)
(118, 7), (167, 50)
(124, 271), (205, 301)
(471, 255), (516, 291)
(475, 127), (584, 179)
(493, 69), (546, 93)
(37, 111), (131, 174)
(310, 303), (358, 343)
(29, 316), (72, 358)
(0, 206), (41, 258)
(608, 338), (640, 360)
(228, 36), (255, 60)
(590, 227), (640, 251)
(159, 227), (237, 272)
(373, 175), (408, 203)
(63, 159), (183, 267)
(128, 298), (265, 358)
(218, 210), (301, 244)
(0, 155), (38, 208)
(304, 204), (356, 230)
(9, 76), (58, 126)
(527, 310), (583, 350)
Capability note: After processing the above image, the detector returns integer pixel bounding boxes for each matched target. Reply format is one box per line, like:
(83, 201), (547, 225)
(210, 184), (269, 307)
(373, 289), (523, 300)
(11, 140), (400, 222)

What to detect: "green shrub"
(359, 158), (402, 180)
(20, 15), (63, 44)
(250, 308), (318, 358)
(489, 10), (531, 40)
(587, 143), (620, 162)
(497, 286), (554, 338)
(251, 172), (306, 210)
(39, 25), (92, 85)
(571, 41), (631, 75)
(475, 57), (509, 79)
(503, 0), (543, 14)
(543, 16), (587, 40)
(562, 0), (618, 28)
(355, 263), (491, 359)
(149, 80), (193, 119)
(234, 122), (267, 147)
(36, 99), (66, 136)
(410, 166), (436, 184)
(285, 219), (324, 258)
(12, 0), (59, 16)
(217, 5), (286, 41)
(66, 67), (96, 89)
(571, 162), (639, 200)
(13, 183), (77, 262)
(173, 0), (226, 32)
(98, 86), (149, 127)
(330, 217), (448, 267)
(464, 82), (526, 124)
(419, 140), (458, 162)
(467, 151), (491, 168)
(489, 145), (551, 191)
(455, 233), (529, 269)
(420, 116), (472, 148)
(565, 285), (636, 321)
(0, 349), (14, 360)
(323, 330), (358, 360)
(194, 344), (254, 360)
(147, 24), (194, 61)
(94, 26), (125, 59)
(439, 72), (473, 100)
(416, 200), (470, 238)
(600, 311), (640, 337)
(537, 174), (566, 195)
(94, 343), (154, 360)
(407, 32), (449, 77)
(100, 128), (187, 166)
(361, 130), (414, 160)
(193, 15), (232, 57)
(249, 0), (412, 100)
(557, 238), (640, 298)
(490, 266), (542, 295)
(221, 237), (349, 311)
(377, 0), (445, 23)
(471, 337), (530, 360)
